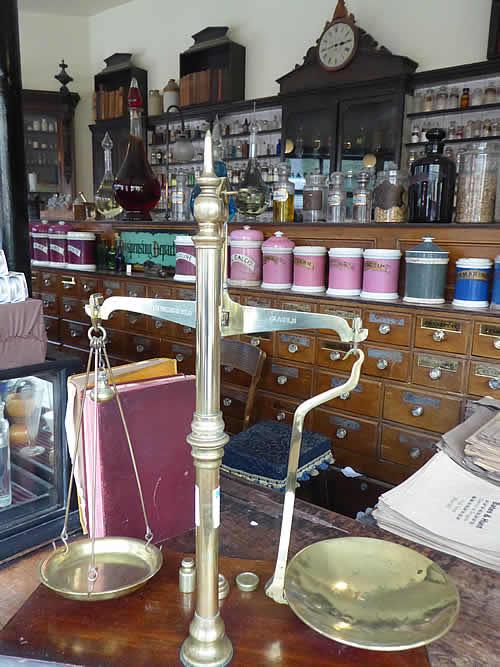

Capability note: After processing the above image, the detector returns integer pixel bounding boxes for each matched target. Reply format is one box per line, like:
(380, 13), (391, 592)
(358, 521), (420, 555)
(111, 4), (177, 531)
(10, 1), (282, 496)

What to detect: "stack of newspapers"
(373, 452), (500, 571)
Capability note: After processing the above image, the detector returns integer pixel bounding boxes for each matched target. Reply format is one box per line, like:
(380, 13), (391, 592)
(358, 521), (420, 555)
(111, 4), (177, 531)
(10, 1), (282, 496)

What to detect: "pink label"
(293, 254), (326, 288)
(328, 256), (363, 291)
(362, 258), (400, 294)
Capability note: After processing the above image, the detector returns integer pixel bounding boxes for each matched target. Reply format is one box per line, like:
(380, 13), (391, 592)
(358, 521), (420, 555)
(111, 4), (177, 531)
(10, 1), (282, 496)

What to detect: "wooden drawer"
(363, 345), (411, 381)
(148, 285), (172, 299)
(161, 339), (195, 374)
(468, 361), (500, 399)
(126, 311), (150, 335)
(383, 384), (462, 433)
(223, 415), (244, 436)
(41, 271), (58, 292)
(126, 283), (147, 299)
(221, 363), (251, 388)
(79, 276), (99, 299)
(313, 409), (377, 457)
(254, 392), (313, 428)
(364, 309), (412, 347)
(31, 270), (41, 291)
(168, 322), (196, 342)
(240, 333), (273, 357)
(412, 351), (465, 393)
(59, 274), (79, 297)
(43, 316), (59, 342)
(61, 297), (86, 322)
(316, 371), (381, 418)
(318, 304), (361, 336)
(316, 339), (355, 373)
(40, 292), (59, 317)
(244, 294), (274, 309)
(414, 315), (471, 355)
(472, 321), (500, 360)
(261, 361), (312, 399)
(276, 332), (315, 364)
(173, 286), (196, 301)
(102, 278), (125, 298)
(126, 335), (160, 361)
(221, 385), (247, 420)
(380, 424), (437, 468)
(61, 319), (87, 348)
(332, 446), (411, 486)
(151, 317), (170, 336)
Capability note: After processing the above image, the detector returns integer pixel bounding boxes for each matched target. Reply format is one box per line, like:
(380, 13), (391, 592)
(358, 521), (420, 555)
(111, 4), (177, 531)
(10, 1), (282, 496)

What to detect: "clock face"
(318, 21), (357, 71)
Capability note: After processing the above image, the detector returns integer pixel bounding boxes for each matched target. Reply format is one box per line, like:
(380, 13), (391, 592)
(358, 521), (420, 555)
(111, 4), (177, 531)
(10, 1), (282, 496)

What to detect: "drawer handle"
(378, 324), (391, 335)
(45, 323), (50, 331)
(105, 288), (113, 297)
(488, 378), (500, 391)
(432, 329), (446, 343)
(409, 447), (422, 460)
(411, 406), (424, 417)
(154, 320), (163, 329)
(129, 291), (139, 298)
(339, 392), (350, 401)
(42, 299), (49, 307)
(175, 353), (184, 363)
(376, 359), (388, 370)
(428, 367), (442, 380)
(329, 351), (341, 361)
(276, 411), (286, 422)
(129, 315), (140, 324)
(43, 278), (51, 287)
(288, 343), (298, 354)
(70, 329), (79, 338)
(223, 398), (232, 407)
(109, 312), (115, 320)
(250, 337), (261, 347)
(183, 326), (192, 334)
(360, 482), (368, 492)
(335, 427), (347, 440)
(63, 303), (72, 313)
(82, 283), (93, 293)
(277, 375), (288, 385)
(61, 276), (75, 287)
(136, 344), (145, 353)
(494, 339), (500, 350)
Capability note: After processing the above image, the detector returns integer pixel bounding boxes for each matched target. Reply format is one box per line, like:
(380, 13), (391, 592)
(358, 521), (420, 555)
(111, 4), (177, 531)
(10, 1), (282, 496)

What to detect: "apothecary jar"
(455, 142), (499, 223)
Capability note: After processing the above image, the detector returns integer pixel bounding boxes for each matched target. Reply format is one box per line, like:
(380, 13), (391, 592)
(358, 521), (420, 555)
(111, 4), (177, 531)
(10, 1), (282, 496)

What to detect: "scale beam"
(85, 296), (196, 329)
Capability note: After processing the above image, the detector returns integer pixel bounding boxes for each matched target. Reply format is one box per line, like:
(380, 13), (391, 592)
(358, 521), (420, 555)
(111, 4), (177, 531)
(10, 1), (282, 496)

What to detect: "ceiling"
(19, 0), (134, 17)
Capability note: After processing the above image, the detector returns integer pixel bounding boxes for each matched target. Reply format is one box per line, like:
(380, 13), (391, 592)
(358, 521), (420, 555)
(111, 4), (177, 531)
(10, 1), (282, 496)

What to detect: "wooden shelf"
(406, 134), (500, 148)
(407, 102), (500, 120)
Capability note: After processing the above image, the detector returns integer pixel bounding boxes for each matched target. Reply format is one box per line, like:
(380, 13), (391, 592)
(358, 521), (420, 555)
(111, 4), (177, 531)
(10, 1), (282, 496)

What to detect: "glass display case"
(0, 358), (80, 562)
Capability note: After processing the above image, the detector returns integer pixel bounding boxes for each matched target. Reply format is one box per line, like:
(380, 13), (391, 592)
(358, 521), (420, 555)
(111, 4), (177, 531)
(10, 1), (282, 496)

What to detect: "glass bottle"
(435, 86), (448, 110)
(0, 401), (11, 508)
(449, 87), (460, 109)
(172, 171), (189, 220)
(327, 172), (346, 223)
(106, 235), (117, 270)
(373, 168), (408, 223)
(423, 90), (434, 112)
(95, 132), (123, 219)
(115, 235), (126, 272)
(352, 171), (372, 223)
(485, 82), (497, 105)
(302, 172), (328, 222)
(344, 169), (355, 219)
(113, 77), (161, 220)
(448, 121), (456, 140)
(456, 142), (499, 223)
(460, 87), (470, 109)
(471, 88), (483, 106)
(236, 120), (271, 217)
(411, 126), (420, 143)
(408, 128), (456, 223)
(272, 164), (295, 223)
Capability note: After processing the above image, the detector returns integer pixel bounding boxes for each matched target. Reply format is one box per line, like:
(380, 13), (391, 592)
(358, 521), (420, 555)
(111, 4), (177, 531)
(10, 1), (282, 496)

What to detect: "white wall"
(20, 0), (495, 194)
(18, 11), (94, 197)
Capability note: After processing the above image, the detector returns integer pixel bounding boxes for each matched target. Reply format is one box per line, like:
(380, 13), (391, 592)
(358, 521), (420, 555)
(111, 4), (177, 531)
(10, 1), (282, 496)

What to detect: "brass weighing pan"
(284, 537), (459, 651)
(40, 536), (163, 601)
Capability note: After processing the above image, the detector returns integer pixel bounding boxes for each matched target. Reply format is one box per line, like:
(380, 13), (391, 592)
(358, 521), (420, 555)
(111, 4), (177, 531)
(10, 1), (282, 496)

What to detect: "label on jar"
(231, 253), (256, 273)
(402, 391), (440, 408)
(328, 193), (342, 206)
(67, 244), (81, 258)
(273, 188), (288, 202)
(176, 252), (196, 265)
(421, 318), (461, 332)
(331, 259), (355, 271)
(353, 193), (368, 206)
(172, 192), (184, 205)
(474, 363), (500, 378)
(271, 364), (299, 378)
(480, 324), (500, 337)
(417, 355), (458, 372)
(50, 244), (65, 256)
(294, 257), (314, 270)
(303, 190), (323, 211)
(33, 242), (48, 254)
(457, 269), (490, 282)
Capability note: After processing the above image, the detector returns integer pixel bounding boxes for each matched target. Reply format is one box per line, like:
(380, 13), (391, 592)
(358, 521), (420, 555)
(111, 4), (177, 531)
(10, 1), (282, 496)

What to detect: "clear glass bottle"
(352, 171), (372, 223)
(236, 120), (271, 217)
(373, 168), (408, 223)
(436, 86), (448, 110)
(456, 142), (499, 223)
(471, 88), (483, 106)
(95, 132), (123, 219)
(449, 87), (460, 109)
(302, 172), (328, 222)
(485, 82), (497, 105)
(171, 170), (189, 220)
(272, 164), (295, 222)
(0, 401), (11, 508)
(327, 172), (346, 223)
(344, 169), (355, 219)
(411, 126), (420, 143)
(423, 90), (434, 112)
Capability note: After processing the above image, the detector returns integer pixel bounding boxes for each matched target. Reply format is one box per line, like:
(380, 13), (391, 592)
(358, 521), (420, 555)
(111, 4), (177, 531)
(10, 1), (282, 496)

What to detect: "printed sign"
(120, 230), (185, 267)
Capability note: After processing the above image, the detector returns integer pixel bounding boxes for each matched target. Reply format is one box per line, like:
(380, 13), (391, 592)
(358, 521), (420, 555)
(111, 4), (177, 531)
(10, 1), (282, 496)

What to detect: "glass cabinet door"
(24, 112), (61, 198)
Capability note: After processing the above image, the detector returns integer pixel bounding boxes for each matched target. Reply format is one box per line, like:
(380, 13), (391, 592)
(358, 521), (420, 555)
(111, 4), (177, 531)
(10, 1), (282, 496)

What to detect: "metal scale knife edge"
(85, 130), (367, 665)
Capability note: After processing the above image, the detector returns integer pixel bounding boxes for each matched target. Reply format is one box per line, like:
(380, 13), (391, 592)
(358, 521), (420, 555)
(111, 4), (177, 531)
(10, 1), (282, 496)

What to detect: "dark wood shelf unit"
(407, 102), (500, 119)
(406, 134), (500, 148)
(410, 59), (500, 89)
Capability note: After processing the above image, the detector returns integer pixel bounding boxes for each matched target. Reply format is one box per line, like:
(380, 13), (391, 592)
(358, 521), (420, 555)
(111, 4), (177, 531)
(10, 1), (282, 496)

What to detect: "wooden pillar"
(0, 0), (30, 280)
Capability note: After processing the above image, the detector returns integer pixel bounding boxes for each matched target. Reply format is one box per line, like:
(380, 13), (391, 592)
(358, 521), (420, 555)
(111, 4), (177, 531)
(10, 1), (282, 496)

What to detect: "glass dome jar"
(455, 142), (499, 223)
(302, 173), (328, 222)
(373, 169), (408, 223)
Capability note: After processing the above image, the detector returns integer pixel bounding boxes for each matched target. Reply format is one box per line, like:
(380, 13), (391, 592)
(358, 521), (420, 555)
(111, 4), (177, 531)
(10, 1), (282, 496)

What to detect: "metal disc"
(284, 537), (459, 651)
(40, 537), (163, 601)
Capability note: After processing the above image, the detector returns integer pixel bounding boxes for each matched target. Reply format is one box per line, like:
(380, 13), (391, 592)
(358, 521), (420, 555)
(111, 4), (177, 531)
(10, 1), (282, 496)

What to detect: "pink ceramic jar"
(174, 235), (196, 283)
(292, 246), (327, 293)
(48, 222), (69, 268)
(229, 226), (264, 287)
(31, 222), (49, 267)
(360, 249), (401, 300)
(327, 247), (364, 297)
(66, 231), (96, 271)
(261, 231), (295, 290)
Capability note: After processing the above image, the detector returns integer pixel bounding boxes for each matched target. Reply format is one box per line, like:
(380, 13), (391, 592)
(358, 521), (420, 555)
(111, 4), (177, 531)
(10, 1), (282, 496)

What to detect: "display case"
(0, 357), (80, 562)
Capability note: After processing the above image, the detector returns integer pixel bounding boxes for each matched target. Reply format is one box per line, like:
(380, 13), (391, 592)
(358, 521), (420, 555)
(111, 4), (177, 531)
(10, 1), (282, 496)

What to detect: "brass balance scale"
(39, 133), (459, 666)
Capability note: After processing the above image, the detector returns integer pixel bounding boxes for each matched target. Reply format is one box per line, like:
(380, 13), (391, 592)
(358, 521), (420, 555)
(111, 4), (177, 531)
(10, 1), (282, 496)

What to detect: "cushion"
(222, 420), (333, 490)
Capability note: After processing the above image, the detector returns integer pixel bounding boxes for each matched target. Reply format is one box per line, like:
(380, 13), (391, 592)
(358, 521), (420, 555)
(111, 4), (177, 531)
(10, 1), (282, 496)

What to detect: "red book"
(82, 374), (195, 543)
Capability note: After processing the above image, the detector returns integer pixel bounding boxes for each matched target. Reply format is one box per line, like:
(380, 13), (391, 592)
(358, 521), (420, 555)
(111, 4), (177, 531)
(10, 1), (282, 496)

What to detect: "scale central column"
(180, 131), (233, 667)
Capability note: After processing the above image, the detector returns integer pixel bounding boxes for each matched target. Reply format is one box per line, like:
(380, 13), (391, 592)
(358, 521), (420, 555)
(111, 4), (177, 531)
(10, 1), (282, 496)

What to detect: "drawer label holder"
(402, 391), (441, 408)
(417, 355), (459, 373)
(421, 318), (461, 333)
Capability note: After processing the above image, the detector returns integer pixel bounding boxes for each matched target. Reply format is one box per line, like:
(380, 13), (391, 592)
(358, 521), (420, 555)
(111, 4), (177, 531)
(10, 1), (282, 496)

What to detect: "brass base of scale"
(37, 130), (459, 664)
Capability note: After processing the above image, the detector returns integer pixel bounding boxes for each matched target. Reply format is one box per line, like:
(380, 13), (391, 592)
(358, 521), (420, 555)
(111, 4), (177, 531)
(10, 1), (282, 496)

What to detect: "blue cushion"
(222, 421), (333, 490)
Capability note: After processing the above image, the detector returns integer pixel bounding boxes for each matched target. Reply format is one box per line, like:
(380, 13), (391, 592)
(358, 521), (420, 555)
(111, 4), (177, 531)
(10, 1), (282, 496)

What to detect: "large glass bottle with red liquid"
(113, 78), (160, 220)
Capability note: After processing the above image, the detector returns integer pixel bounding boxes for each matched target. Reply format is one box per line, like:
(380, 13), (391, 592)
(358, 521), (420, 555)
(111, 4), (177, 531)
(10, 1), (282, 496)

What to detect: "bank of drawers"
(37, 269), (500, 486)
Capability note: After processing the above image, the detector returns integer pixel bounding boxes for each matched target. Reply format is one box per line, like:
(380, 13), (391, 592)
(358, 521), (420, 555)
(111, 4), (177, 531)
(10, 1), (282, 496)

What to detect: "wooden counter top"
(0, 475), (498, 666)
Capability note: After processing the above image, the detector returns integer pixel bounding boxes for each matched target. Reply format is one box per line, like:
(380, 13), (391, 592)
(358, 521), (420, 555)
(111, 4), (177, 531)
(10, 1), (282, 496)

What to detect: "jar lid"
(456, 257), (493, 269)
(495, 255), (500, 263)
(293, 246), (327, 256)
(329, 247), (364, 257)
(235, 571), (260, 592)
(305, 173), (327, 186)
(229, 225), (264, 242)
(66, 231), (96, 240)
(48, 222), (69, 234)
(262, 231), (294, 250)
(30, 223), (48, 233)
(406, 237), (449, 259)
(149, 89), (160, 95)
(363, 248), (401, 259)
(175, 235), (194, 246)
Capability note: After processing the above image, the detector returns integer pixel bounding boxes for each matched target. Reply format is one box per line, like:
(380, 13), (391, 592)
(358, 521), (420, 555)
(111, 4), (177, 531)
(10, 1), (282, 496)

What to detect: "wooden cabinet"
(472, 321), (500, 360)
(468, 361), (500, 399)
(383, 384), (462, 433)
(317, 371), (381, 418)
(414, 315), (471, 355)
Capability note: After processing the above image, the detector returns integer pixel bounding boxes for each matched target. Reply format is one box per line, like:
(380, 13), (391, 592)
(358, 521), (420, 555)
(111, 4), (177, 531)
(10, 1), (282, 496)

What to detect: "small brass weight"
(42, 131), (458, 664)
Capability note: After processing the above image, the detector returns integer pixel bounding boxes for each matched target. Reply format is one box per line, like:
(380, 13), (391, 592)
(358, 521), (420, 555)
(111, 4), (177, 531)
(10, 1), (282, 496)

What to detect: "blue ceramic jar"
(492, 255), (500, 309)
(452, 258), (493, 309)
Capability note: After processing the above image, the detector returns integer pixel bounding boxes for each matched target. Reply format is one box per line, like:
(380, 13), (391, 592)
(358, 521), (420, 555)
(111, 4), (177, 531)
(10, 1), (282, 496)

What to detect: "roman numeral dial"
(318, 20), (357, 71)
